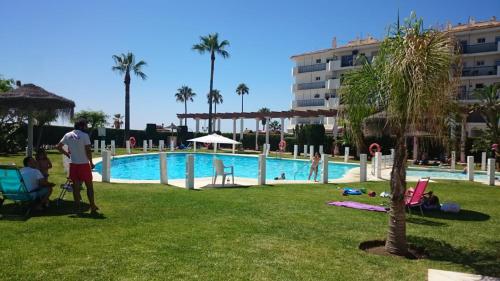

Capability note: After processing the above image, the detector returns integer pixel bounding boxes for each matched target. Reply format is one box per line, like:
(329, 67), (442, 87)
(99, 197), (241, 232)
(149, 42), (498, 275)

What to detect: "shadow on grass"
(0, 200), (104, 221)
(411, 209), (490, 222)
(408, 236), (500, 277)
(407, 217), (447, 227)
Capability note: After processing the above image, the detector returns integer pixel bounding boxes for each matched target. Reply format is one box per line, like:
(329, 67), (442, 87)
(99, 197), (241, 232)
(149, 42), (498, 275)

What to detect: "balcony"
(461, 42), (499, 54)
(327, 60), (341, 71)
(457, 90), (479, 102)
(462, 65), (499, 77)
(327, 78), (341, 90)
(296, 63), (327, 74)
(296, 81), (325, 90)
(293, 99), (325, 108)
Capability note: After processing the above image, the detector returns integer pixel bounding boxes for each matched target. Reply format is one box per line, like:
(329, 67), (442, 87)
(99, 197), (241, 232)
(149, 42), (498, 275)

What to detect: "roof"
(290, 39), (380, 59)
(177, 109), (338, 119)
(447, 18), (500, 33)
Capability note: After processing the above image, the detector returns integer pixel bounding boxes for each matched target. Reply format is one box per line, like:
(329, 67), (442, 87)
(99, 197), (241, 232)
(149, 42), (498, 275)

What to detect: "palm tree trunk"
(241, 95), (244, 112)
(208, 52), (215, 134)
(385, 131), (408, 255)
(184, 101), (187, 125)
(124, 72), (131, 143)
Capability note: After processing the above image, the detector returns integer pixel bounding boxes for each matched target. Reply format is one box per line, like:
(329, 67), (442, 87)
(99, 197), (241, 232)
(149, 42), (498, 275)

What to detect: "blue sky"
(1, 0), (499, 131)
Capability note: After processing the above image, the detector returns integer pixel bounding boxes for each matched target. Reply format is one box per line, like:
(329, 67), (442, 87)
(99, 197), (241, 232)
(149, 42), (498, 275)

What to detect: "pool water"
(406, 168), (494, 181)
(94, 153), (358, 181)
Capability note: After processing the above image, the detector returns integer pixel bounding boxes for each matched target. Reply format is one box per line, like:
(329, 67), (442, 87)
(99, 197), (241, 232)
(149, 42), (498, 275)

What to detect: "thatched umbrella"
(0, 83), (75, 156)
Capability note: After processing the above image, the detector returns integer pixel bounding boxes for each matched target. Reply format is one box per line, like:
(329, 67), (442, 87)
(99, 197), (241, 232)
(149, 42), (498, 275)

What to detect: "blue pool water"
(406, 168), (493, 181)
(94, 153), (358, 181)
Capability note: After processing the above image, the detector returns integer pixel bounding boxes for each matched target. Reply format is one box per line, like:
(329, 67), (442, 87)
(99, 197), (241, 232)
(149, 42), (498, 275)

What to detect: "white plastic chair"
(212, 159), (234, 186)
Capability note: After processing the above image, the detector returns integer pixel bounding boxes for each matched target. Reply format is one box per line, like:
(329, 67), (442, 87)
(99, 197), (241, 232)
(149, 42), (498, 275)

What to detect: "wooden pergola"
(177, 109), (338, 150)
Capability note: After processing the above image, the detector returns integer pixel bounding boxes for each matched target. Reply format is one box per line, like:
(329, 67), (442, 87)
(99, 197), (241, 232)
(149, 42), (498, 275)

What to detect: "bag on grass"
(441, 202), (460, 213)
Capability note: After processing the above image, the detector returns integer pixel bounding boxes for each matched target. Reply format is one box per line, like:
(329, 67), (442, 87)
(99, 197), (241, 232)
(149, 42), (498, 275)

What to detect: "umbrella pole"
(27, 114), (34, 157)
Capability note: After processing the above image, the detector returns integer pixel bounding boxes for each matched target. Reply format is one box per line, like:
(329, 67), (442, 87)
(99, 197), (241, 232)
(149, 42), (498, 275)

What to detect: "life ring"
(129, 137), (136, 148)
(369, 143), (381, 156)
(278, 140), (287, 151)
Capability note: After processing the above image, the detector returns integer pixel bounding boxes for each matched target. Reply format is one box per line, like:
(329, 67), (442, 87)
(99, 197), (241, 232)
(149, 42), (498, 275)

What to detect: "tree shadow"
(0, 200), (97, 221)
(411, 209), (490, 222)
(407, 217), (447, 227)
(408, 236), (500, 277)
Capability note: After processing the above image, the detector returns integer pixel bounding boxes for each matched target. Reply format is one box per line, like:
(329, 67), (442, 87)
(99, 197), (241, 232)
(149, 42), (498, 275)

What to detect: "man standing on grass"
(56, 118), (99, 214)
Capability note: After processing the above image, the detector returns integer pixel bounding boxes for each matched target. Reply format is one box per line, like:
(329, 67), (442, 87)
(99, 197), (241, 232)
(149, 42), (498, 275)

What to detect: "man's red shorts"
(69, 163), (93, 182)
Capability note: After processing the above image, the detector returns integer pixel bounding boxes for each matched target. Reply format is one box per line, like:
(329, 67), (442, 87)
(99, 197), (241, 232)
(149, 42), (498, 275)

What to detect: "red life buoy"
(278, 140), (287, 151)
(369, 143), (381, 156)
(129, 137), (136, 148)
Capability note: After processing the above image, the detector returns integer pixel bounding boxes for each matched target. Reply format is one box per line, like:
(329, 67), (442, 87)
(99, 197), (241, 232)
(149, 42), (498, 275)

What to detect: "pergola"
(177, 109), (338, 150)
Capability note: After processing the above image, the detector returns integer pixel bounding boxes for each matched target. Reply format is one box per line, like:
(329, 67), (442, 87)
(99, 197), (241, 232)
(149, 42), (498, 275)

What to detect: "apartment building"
(289, 17), (500, 137)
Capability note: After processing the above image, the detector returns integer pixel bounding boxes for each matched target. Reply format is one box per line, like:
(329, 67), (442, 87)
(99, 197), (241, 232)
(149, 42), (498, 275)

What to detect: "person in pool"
(308, 152), (321, 182)
(35, 148), (52, 179)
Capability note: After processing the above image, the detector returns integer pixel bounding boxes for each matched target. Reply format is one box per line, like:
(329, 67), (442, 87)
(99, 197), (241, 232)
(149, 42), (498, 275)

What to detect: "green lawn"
(0, 152), (499, 280)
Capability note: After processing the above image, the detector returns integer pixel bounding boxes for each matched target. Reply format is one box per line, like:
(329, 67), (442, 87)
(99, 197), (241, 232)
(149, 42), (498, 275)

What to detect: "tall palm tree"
(175, 86), (197, 125)
(471, 84), (500, 145)
(207, 89), (223, 114)
(341, 13), (457, 255)
(258, 107), (271, 130)
(236, 83), (249, 112)
(192, 33), (230, 133)
(112, 52), (147, 142)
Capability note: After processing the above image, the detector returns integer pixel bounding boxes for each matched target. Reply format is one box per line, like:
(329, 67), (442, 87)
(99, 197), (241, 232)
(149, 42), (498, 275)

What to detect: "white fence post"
(185, 154), (194, 189)
(258, 154), (266, 185)
(344, 147), (349, 163)
(481, 152), (487, 171)
(321, 154), (328, 184)
(193, 142), (197, 152)
(303, 145), (308, 157)
(467, 156), (474, 181)
(319, 145), (324, 155)
(360, 154), (367, 182)
(293, 145), (298, 159)
(309, 145), (314, 160)
(149, 139), (153, 150)
(375, 151), (382, 179)
(126, 140), (131, 154)
(159, 152), (168, 185)
(451, 151), (456, 170)
(110, 140), (115, 155)
(94, 140), (99, 153)
(170, 140), (175, 152)
(143, 140), (147, 152)
(232, 144), (235, 154)
(101, 150), (111, 183)
(100, 140), (105, 153)
(159, 140), (164, 152)
(487, 158), (496, 186)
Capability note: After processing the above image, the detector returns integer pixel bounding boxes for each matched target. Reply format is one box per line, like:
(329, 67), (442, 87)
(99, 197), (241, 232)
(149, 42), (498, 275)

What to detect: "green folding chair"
(0, 164), (35, 216)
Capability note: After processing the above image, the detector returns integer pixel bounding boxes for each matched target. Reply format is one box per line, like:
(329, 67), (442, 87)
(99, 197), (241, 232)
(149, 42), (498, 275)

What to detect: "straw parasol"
(0, 83), (75, 156)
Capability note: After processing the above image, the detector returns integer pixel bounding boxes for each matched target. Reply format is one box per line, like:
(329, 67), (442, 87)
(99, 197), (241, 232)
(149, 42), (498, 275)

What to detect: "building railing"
(457, 90), (478, 100)
(296, 81), (326, 90)
(298, 63), (327, 73)
(293, 99), (325, 107)
(462, 65), (497, 77)
(461, 42), (498, 54)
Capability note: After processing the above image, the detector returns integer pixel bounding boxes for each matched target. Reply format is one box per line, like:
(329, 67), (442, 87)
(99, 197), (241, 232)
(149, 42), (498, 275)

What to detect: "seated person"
(35, 148), (52, 179)
(20, 156), (55, 210)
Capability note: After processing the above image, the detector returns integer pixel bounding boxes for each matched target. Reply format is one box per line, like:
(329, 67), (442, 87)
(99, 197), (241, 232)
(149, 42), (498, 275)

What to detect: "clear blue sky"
(1, 0), (499, 131)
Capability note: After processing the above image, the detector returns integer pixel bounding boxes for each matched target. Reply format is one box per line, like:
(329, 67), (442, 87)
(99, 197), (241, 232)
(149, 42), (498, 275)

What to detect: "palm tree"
(471, 84), (500, 145)
(112, 52), (147, 142)
(207, 89), (223, 114)
(236, 83), (249, 112)
(341, 13), (456, 255)
(258, 107), (271, 130)
(192, 33), (230, 133)
(175, 86), (197, 125)
(113, 113), (124, 129)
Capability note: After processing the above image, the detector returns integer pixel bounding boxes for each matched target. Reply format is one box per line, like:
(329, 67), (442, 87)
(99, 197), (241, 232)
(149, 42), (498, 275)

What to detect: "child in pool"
(36, 148), (52, 179)
(308, 152), (321, 182)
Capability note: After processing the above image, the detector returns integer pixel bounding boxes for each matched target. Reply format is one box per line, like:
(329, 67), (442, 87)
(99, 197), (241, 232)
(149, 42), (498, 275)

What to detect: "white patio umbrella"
(187, 133), (240, 153)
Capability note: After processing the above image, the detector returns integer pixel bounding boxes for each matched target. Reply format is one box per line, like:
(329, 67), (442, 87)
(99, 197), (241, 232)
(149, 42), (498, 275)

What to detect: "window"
(475, 83), (484, 89)
(313, 94), (320, 98)
(477, 38), (485, 44)
(316, 59), (321, 63)
(315, 76), (320, 81)
(476, 61), (485, 66)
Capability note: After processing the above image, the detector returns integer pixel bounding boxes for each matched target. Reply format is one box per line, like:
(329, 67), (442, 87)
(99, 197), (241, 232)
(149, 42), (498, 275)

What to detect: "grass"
(1, 152), (499, 280)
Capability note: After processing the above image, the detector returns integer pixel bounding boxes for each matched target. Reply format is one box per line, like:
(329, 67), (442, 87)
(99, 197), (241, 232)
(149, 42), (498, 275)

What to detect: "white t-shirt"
(60, 130), (91, 164)
(20, 167), (44, 192)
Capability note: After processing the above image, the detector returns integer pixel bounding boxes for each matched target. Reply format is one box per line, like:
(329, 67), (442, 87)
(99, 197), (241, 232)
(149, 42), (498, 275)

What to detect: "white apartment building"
(289, 17), (500, 137)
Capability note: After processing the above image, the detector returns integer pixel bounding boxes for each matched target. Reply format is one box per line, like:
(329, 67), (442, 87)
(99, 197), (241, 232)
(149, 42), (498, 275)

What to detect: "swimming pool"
(406, 168), (495, 181)
(94, 153), (358, 181)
